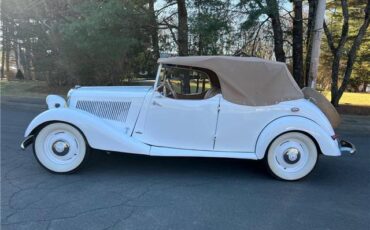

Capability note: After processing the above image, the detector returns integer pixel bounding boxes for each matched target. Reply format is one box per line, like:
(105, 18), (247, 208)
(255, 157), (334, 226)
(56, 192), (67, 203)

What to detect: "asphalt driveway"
(1, 98), (370, 230)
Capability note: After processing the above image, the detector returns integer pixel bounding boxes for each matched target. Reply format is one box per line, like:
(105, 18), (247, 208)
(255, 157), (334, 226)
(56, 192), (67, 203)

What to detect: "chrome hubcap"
(274, 139), (308, 172)
(283, 147), (301, 164)
(52, 140), (70, 156)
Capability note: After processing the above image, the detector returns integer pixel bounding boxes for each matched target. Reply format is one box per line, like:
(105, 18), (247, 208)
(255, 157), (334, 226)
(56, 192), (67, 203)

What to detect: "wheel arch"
(29, 120), (91, 147)
(255, 116), (340, 159)
(263, 130), (322, 160)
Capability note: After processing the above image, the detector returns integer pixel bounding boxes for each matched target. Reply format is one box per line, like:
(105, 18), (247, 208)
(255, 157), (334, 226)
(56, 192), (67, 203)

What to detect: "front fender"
(25, 108), (150, 155)
(255, 116), (340, 159)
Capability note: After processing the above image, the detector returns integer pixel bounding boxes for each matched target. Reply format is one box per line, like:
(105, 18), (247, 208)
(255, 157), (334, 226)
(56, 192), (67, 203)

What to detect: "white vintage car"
(21, 56), (355, 180)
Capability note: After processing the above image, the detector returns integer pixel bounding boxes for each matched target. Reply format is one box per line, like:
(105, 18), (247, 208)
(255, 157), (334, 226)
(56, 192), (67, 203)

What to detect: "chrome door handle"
(152, 100), (162, 107)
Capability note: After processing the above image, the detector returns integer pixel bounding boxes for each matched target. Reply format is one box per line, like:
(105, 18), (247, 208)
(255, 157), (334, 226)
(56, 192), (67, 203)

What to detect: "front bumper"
(339, 140), (356, 155)
(20, 135), (34, 150)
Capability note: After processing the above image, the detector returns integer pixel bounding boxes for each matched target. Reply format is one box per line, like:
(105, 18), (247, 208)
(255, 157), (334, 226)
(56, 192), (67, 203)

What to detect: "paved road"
(1, 101), (370, 230)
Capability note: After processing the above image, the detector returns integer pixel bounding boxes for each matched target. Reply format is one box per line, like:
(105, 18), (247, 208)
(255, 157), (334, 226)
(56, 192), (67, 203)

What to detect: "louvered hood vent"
(76, 100), (132, 123)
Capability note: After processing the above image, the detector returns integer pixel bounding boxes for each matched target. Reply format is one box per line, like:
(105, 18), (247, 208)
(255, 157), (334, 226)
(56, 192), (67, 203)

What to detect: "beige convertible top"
(158, 56), (304, 106)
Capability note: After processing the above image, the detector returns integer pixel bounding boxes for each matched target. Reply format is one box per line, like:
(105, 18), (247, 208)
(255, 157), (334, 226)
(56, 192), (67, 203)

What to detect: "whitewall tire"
(33, 122), (89, 173)
(266, 132), (318, 181)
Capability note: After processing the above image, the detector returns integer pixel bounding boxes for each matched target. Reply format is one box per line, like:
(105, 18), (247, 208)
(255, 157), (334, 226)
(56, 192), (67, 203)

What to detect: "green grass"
(0, 80), (69, 98)
(322, 91), (370, 106)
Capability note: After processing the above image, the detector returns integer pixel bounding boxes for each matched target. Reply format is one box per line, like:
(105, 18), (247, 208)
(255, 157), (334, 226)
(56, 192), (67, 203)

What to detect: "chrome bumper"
(20, 135), (34, 150)
(339, 140), (356, 155)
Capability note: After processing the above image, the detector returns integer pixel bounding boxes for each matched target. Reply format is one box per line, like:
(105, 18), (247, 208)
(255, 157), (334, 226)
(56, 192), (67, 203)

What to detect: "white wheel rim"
(35, 123), (86, 173)
(267, 133), (317, 180)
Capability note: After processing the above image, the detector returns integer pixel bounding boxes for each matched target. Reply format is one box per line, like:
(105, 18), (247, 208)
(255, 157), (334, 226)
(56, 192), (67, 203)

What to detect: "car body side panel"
(255, 116), (341, 159)
(215, 98), (337, 154)
(24, 108), (150, 155)
(215, 98), (292, 152)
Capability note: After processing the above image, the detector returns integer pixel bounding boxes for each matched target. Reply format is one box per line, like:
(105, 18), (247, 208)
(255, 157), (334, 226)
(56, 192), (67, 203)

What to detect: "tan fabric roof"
(158, 56), (304, 106)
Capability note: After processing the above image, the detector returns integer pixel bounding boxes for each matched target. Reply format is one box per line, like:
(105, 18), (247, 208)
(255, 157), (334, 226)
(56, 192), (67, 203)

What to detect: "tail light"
(331, 134), (339, 140)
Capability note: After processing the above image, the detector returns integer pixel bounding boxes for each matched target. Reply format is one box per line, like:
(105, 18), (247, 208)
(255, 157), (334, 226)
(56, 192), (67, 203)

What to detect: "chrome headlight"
(66, 89), (74, 106)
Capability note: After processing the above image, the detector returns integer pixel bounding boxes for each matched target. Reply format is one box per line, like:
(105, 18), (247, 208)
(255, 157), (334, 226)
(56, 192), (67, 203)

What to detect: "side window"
(163, 67), (211, 95)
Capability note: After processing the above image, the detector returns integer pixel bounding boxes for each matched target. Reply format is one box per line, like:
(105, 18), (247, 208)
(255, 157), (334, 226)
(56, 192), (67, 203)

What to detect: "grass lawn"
(0, 79), (155, 99)
(0, 80), (70, 98)
(322, 91), (370, 106)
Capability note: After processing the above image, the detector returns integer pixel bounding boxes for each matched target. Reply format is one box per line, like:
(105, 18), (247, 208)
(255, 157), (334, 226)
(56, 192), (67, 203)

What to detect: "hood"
(68, 86), (153, 98)
(67, 86), (153, 135)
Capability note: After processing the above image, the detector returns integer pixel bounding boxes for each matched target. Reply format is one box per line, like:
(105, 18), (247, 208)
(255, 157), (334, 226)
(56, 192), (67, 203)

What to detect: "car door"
(141, 91), (220, 151)
(138, 66), (220, 151)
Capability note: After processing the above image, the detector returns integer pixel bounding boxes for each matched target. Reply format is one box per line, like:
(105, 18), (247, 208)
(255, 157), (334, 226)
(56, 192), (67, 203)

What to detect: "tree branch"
(323, 20), (336, 53)
(336, 0), (349, 52)
(251, 17), (269, 55)
(162, 17), (178, 46)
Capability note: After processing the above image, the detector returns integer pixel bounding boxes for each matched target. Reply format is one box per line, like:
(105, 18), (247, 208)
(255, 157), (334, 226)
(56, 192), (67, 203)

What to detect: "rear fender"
(25, 108), (150, 155)
(255, 116), (340, 159)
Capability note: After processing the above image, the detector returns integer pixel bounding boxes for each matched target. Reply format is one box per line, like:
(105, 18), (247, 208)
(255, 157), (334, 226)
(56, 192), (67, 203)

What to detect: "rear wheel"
(33, 122), (89, 173)
(266, 132), (318, 181)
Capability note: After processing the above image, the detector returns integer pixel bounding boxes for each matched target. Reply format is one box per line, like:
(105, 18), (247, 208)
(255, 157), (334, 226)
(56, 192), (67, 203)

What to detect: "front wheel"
(266, 132), (318, 181)
(33, 122), (90, 173)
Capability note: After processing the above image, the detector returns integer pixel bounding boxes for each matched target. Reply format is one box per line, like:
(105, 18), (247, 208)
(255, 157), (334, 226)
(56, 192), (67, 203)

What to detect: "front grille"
(76, 100), (131, 123)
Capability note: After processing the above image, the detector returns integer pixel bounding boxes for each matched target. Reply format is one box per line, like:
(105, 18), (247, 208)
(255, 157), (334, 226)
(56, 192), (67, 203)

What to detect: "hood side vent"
(76, 100), (131, 123)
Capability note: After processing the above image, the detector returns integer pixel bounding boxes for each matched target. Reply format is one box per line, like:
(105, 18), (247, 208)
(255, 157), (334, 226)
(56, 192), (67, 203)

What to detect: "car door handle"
(152, 100), (162, 107)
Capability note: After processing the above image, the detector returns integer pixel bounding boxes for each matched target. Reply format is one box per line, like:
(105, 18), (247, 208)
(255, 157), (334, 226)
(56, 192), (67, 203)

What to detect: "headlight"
(67, 89), (74, 106)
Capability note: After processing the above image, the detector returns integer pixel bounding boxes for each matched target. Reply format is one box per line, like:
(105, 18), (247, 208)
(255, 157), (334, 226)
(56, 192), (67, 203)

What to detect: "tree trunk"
(0, 0), (4, 79)
(149, 0), (160, 60)
(1, 46), (5, 79)
(292, 0), (303, 87)
(332, 1), (370, 106)
(4, 20), (10, 74)
(5, 49), (10, 73)
(324, 0), (349, 106)
(14, 43), (20, 70)
(197, 5), (203, 55)
(23, 39), (33, 80)
(1, 20), (5, 79)
(1, 13), (11, 79)
(304, 0), (316, 87)
(177, 0), (188, 56)
(307, 0), (326, 88)
(266, 0), (286, 62)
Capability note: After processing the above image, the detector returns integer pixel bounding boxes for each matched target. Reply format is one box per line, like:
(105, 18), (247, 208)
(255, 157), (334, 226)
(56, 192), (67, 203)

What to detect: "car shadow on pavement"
(84, 149), (270, 181)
